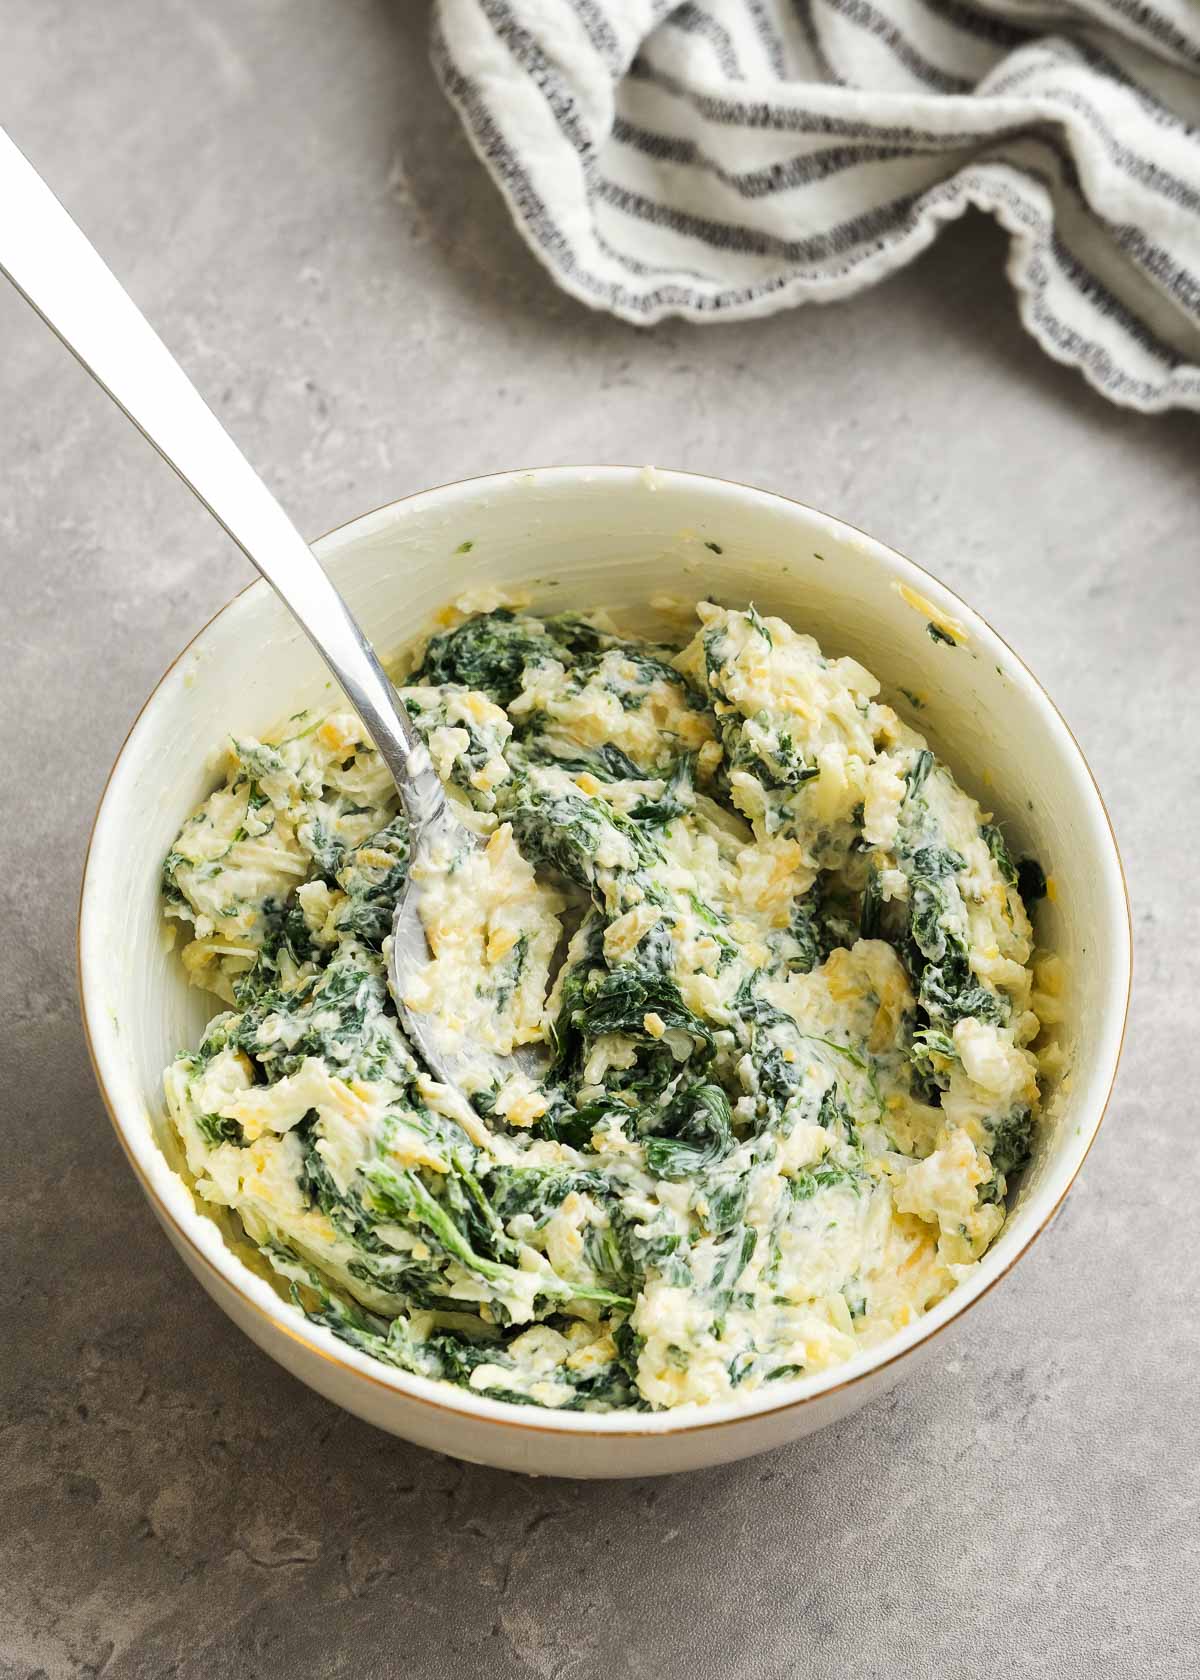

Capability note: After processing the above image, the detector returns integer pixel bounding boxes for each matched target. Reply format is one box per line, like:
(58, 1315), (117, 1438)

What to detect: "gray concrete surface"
(1, 3), (1197, 1676)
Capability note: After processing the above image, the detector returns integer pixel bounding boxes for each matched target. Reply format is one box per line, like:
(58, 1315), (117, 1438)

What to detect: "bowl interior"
(80, 467), (1129, 1426)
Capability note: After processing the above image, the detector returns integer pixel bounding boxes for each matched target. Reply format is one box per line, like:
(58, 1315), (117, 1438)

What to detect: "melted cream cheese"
(161, 599), (1053, 1413)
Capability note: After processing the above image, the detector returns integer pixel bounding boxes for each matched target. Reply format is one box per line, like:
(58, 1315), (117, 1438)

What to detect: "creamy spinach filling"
(161, 600), (1058, 1412)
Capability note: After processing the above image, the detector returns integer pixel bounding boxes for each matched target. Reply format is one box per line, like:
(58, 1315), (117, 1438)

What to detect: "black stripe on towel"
(742, 0), (789, 76)
(476, 0), (596, 159)
(915, 0), (1029, 50)
(565, 0), (623, 75)
(1103, 0), (1200, 69)
(788, 1), (845, 83)
(666, 5), (746, 81)
(820, 0), (975, 94)
(595, 173), (925, 261)
(629, 55), (959, 141)
(1019, 82), (1200, 216)
(612, 114), (944, 196)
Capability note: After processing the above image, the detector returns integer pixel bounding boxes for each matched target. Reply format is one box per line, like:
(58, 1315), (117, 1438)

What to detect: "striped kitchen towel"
(431, 1), (1200, 413)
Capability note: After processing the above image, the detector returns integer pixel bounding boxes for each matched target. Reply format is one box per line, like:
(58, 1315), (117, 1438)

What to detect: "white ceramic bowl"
(79, 467), (1130, 1478)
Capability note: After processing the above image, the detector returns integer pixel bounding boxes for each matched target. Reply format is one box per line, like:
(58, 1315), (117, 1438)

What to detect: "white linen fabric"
(432, 0), (1200, 412)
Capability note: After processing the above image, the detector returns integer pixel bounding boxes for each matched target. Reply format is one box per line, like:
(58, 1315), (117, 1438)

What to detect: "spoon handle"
(0, 126), (443, 822)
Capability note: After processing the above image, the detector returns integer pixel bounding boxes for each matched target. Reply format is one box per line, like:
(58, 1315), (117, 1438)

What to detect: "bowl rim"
(78, 464), (1132, 1440)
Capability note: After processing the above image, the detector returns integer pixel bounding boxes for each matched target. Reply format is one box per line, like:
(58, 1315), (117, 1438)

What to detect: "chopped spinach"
(163, 601), (1049, 1417)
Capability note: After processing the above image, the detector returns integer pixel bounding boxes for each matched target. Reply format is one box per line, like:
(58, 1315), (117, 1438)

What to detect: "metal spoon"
(0, 126), (502, 1095)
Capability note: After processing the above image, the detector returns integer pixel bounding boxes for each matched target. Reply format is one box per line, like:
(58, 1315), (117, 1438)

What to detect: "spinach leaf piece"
(981, 822), (1018, 886)
(642, 1084), (735, 1180)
